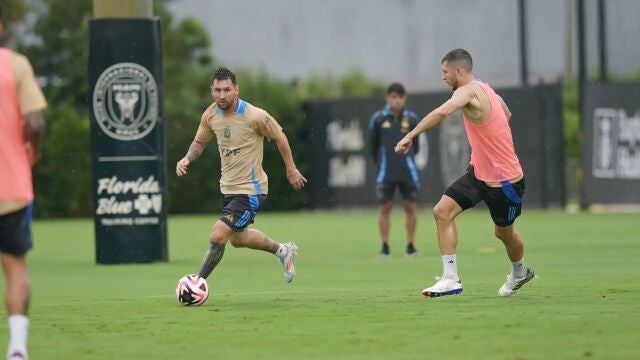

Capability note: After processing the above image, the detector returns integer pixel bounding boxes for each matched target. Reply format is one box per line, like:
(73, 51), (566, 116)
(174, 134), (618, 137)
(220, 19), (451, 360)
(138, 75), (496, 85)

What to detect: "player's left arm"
(15, 54), (47, 165)
(273, 132), (307, 190)
(497, 94), (512, 121)
(259, 113), (307, 190)
(395, 87), (472, 154)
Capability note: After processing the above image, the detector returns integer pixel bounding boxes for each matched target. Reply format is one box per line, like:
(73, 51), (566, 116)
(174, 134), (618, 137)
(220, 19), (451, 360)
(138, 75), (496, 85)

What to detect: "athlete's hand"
(287, 167), (307, 190)
(24, 141), (37, 166)
(395, 136), (413, 155)
(176, 157), (190, 176)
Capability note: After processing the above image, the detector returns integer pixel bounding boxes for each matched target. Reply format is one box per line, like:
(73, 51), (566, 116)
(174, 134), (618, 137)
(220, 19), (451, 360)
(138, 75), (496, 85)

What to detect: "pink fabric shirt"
(463, 81), (523, 182)
(0, 48), (33, 202)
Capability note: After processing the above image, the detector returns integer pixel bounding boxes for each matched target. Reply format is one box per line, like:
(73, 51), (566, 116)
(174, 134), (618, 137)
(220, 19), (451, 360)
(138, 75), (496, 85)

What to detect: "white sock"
(511, 258), (526, 278)
(441, 254), (459, 281)
(275, 244), (287, 259)
(7, 315), (28, 358)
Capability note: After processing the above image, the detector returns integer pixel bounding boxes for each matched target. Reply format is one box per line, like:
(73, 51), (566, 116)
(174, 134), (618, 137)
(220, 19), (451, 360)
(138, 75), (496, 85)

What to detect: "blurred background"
(1, 0), (639, 218)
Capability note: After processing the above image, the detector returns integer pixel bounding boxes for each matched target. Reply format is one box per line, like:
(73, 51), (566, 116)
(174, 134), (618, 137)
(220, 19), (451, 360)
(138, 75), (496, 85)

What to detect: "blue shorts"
(220, 195), (267, 232)
(0, 204), (34, 256)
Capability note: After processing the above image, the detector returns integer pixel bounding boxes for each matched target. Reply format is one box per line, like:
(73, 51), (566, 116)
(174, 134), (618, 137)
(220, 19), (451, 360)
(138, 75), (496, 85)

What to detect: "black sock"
(198, 242), (226, 279)
(407, 243), (416, 254)
(381, 243), (390, 255)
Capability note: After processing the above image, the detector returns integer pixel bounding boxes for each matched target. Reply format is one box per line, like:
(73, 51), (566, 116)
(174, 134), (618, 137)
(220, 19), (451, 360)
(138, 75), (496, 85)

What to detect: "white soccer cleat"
(280, 242), (297, 283)
(422, 277), (463, 298)
(498, 267), (535, 297)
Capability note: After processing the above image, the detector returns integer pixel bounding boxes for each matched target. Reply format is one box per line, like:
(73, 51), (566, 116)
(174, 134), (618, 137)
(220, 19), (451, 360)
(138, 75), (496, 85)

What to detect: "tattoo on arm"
(185, 141), (206, 162)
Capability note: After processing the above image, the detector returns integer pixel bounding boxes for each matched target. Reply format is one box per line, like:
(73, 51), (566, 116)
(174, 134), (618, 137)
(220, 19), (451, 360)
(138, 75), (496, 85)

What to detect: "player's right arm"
(176, 109), (214, 176)
(176, 141), (207, 176)
(395, 86), (473, 154)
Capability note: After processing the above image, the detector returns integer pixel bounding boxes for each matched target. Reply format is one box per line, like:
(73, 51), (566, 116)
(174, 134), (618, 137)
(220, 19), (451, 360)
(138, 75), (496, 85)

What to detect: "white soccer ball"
(176, 274), (209, 306)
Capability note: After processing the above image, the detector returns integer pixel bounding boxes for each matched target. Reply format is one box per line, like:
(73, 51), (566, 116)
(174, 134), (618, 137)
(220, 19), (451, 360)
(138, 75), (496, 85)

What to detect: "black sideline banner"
(304, 84), (564, 208)
(583, 83), (640, 204)
(89, 19), (168, 263)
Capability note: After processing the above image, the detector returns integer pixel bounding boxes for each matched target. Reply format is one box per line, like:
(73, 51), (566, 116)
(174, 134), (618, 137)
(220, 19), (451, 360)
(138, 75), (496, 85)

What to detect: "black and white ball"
(176, 274), (209, 306)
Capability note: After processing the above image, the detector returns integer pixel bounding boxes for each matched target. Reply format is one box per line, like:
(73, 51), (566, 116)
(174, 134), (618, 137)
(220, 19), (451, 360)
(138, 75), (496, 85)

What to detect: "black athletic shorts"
(376, 182), (418, 203)
(220, 194), (267, 232)
(0, 204), (34, 256)
(444, 167), (525, 227)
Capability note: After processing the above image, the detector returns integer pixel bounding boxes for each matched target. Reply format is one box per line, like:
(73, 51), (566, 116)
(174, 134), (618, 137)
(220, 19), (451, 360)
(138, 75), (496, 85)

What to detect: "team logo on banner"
(93, 62), (159, 141)
(439, 111), (470, 186)
(593, 108), (640, 179)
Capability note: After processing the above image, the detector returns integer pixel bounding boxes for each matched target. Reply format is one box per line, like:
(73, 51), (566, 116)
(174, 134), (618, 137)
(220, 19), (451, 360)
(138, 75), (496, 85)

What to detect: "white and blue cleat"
(422, 277), (463, 298)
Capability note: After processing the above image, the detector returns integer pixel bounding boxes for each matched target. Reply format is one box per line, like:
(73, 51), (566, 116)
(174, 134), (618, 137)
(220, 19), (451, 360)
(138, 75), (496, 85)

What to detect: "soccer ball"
(176, 274), (209, 306)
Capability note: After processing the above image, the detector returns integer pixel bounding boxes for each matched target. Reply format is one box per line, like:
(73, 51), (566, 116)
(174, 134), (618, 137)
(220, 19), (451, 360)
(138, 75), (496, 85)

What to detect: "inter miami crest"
(93, 62), (159, 141)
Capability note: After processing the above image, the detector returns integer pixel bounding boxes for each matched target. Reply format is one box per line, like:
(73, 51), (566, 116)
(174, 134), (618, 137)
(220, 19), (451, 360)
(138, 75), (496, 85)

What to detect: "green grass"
(2, 210), (639, 359)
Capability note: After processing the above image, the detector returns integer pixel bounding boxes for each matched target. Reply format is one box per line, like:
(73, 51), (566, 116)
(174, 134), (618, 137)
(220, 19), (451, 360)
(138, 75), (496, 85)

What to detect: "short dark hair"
(441, 49), (473, 71)
(211, 67), (236, 85)
(386, 82), (406, 96)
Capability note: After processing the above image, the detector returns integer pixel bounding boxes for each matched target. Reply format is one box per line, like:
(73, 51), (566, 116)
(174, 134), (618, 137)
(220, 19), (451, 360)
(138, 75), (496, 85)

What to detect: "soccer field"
(4, 210), (639, 359)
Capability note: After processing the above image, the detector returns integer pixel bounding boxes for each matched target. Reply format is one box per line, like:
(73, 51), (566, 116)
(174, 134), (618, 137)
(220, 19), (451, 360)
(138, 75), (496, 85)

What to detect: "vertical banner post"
(89, 0), (168, 263)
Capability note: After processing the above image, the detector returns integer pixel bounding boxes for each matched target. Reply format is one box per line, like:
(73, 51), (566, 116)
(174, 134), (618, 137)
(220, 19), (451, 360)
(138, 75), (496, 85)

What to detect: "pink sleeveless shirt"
(463, 81), (523, 182)
(0, 48), (33, 202)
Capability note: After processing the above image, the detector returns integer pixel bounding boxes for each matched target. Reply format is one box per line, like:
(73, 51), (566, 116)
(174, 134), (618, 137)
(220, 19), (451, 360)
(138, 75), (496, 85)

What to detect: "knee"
(494, 228), (513, 242)
(433, 204), (453, 223)
(380, 203), (392, 216)
(210, 230), (228, 245)
(404, 202), (416, 216)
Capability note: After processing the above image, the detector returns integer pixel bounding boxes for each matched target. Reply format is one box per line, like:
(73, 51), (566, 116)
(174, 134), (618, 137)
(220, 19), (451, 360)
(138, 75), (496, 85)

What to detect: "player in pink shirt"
(396, 49), (534, 298)
(0, 7), (47, 359)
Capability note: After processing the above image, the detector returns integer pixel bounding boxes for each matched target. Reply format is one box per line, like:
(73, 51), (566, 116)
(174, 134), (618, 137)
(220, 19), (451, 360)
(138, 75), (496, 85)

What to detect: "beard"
(217, 97), (235, 111)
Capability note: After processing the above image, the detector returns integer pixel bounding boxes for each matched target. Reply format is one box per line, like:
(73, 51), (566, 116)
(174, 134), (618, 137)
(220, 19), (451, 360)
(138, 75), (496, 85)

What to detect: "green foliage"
(18, 0), (220, 216)
(14, 0), (384, 216)
(32, 105), (92, 217)
(19, 0), (92, 217)
(0, 0), (27, 43)
(294, 69), (385, 99)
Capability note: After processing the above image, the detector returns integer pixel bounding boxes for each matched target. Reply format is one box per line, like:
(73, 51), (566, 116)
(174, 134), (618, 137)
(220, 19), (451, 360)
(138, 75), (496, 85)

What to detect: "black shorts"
(0, 204), (34, 256)
(376, 182), (418, 203)
(220, 194), (267, 232)
(444, 168), (525, 227)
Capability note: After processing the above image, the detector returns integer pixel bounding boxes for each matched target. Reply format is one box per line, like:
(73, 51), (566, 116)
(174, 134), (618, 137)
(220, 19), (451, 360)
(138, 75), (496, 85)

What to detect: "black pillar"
(597, 0), (608, 82)
(89, 18), (168, 264)
(518, 0), (529, 85)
